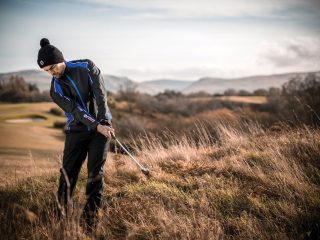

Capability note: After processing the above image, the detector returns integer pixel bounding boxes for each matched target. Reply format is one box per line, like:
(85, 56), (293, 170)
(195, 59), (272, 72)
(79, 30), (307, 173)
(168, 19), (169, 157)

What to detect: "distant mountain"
(1, 69), (319, 95)
(137, 79), (192, 95)
(182, 72), (320, 94)
(102, 74), (136, 93)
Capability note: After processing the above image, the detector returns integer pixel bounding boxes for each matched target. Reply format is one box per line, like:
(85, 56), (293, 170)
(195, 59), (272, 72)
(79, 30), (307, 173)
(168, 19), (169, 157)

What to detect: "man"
(37, 38), (114, 230)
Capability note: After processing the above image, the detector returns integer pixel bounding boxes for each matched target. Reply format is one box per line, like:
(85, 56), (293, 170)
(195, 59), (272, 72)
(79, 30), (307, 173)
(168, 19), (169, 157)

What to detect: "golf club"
(111, 133), (150, 176)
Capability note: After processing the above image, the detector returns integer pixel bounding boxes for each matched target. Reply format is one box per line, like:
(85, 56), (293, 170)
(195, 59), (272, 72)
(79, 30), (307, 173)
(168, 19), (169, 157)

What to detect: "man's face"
(42, 62), (65, 78)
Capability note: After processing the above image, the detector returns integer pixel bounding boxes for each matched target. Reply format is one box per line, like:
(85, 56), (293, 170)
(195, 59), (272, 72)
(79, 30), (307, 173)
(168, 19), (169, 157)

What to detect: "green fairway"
(0, 102), (66, 185)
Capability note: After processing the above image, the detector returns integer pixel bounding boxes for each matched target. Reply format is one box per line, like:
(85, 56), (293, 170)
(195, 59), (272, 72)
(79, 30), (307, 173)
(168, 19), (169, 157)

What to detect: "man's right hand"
(97, 124), (115, 139)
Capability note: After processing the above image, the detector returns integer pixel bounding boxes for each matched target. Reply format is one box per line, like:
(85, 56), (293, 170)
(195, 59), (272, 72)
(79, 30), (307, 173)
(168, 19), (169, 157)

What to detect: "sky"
(0, 0), (319, 81)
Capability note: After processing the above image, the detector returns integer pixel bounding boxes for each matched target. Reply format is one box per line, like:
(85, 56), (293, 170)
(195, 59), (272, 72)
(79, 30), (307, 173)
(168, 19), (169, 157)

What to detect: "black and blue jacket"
(50, 59), (112, 132)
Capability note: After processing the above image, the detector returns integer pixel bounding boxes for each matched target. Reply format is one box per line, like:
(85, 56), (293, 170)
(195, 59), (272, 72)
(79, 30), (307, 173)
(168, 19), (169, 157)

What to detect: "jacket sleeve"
(87, 59), (112, 125)
(50, 79), (99, 130)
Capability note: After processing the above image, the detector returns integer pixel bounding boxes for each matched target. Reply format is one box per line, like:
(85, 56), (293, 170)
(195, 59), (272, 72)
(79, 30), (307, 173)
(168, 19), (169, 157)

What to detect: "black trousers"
(57, 130), (109, 225)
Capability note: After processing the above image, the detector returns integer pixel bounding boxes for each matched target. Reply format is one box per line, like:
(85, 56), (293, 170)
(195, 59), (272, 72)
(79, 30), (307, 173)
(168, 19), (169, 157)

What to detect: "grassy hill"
(182, 71), (320, 94)
(0, 123), (319, 239)
(0, 103), (65, 185)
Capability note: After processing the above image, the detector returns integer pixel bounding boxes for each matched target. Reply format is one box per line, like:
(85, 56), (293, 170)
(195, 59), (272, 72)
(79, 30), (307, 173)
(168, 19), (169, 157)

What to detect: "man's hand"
(97, 124), (115, 139)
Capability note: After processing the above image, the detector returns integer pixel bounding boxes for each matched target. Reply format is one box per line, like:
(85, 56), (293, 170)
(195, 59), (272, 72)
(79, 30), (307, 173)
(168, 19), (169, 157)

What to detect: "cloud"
(260, 37), (320, 68)
(76, 0), (320, 20)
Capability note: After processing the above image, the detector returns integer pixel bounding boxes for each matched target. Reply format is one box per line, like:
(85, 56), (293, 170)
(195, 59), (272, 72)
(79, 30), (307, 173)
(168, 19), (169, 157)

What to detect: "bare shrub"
(114, 116), (147, 139)
(265, 73), (320, 126)
(0, 75), (50, 102)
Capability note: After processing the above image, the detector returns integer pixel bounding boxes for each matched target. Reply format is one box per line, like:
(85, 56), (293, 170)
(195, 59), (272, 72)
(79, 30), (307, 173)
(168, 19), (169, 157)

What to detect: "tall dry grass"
(0, 122), (319, 239)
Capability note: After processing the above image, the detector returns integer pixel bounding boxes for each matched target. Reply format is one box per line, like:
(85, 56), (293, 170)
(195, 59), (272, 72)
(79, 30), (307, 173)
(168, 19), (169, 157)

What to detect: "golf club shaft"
(113, 137), (148, 171)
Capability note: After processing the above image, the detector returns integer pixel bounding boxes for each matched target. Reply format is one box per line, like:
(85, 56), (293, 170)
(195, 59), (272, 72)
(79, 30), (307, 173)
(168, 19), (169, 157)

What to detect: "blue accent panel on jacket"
(53, 79), (74, 129)
(65, 61), (88, 69)
(53, 79), (64, 96)
(65, 74), (88, 111)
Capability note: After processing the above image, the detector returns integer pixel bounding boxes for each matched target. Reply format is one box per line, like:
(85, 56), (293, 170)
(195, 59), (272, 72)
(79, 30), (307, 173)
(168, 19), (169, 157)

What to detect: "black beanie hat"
(37, 38), (65, 68)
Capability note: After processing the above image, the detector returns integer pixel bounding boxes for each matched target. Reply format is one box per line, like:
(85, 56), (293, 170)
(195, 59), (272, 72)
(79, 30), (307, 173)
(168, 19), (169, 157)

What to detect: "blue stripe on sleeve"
(65, 61), (88, 69)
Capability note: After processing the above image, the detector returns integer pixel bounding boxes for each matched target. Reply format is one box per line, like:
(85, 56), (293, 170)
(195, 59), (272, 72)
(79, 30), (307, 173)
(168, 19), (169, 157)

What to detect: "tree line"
(265, 73), (320, 126)
(0, 75), (50, 102)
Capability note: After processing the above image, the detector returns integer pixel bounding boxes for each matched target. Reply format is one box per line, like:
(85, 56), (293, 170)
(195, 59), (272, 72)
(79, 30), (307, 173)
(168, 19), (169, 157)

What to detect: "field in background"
(217, 96), (267, 104)
(0, 103), (64, 185)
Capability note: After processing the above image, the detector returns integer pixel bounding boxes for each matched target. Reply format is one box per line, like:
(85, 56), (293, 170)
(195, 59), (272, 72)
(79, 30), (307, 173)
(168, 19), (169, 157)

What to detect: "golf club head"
(141, 168), (150, 177)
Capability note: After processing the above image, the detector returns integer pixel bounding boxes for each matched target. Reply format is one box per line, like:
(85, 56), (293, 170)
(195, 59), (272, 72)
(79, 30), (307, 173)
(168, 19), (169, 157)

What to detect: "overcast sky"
(0, 0), (319, 81)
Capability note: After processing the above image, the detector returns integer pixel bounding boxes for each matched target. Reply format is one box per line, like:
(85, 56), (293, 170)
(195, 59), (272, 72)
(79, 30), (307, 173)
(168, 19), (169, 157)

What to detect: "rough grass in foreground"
(0, 124), (320, 239)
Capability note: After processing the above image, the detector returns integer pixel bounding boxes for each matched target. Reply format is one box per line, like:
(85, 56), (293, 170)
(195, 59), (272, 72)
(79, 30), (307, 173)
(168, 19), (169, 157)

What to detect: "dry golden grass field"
(217, 96), (267, 104)
(0, 102), (319, 239)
